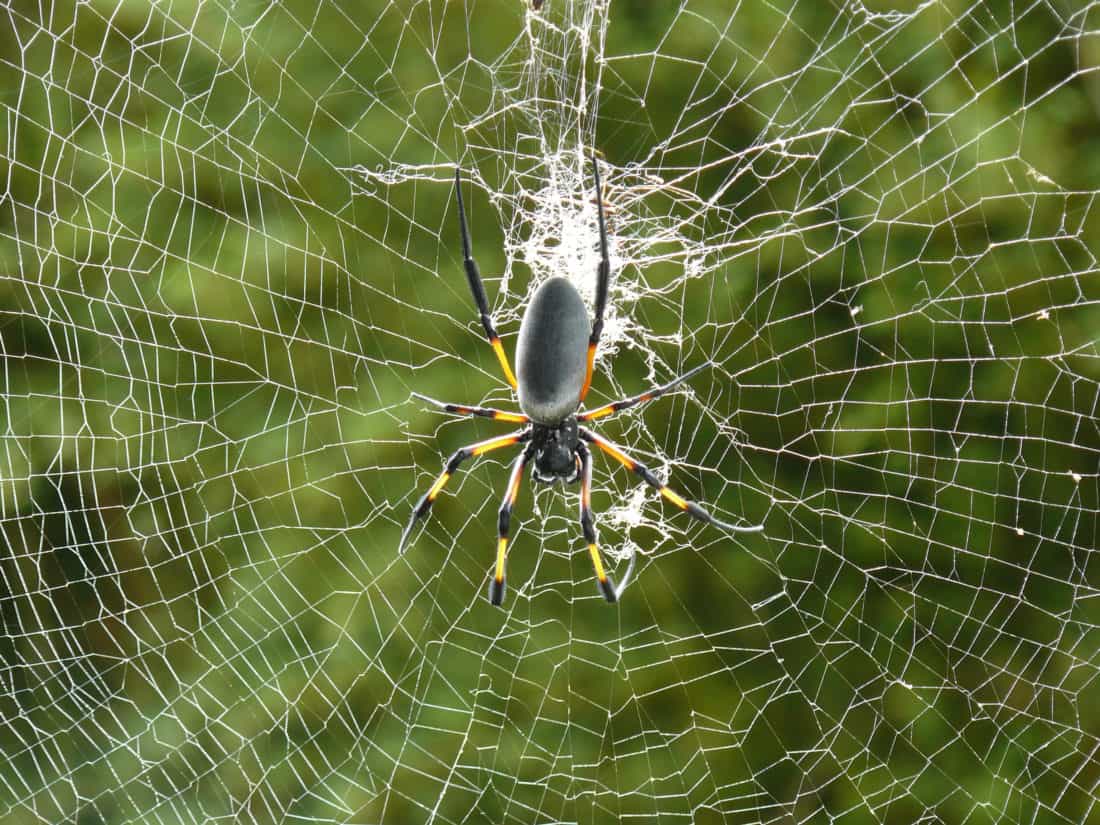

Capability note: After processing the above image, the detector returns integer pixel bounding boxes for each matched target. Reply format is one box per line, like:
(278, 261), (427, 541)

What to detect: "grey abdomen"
(516, 277), (590, 424)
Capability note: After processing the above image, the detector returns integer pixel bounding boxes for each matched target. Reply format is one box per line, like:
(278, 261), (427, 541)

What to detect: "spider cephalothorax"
(531, 419), (581, 483)
(399, 154), (764, 607)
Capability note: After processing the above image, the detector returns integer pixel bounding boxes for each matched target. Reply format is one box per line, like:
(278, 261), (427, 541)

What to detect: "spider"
(399, 155), (764, 606)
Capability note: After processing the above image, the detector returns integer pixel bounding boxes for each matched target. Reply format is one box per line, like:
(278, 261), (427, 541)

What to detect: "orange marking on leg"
(493, 411), (528, 423)
(427, 472), (451, 501)
(580, 341), (597, 400)
(495, 537), (508, 582)
(473, 435), (519, 456)
(491, 337), (518, 389)
(593, 437), (636, 470)
(580, 405), (614, 421)
(508, 467), (524, 502)
(588, 543), (607, 583)
(660, 487), (689, 511)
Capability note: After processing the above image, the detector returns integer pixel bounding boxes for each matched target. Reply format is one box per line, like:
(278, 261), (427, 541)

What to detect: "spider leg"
(579, 362), (710, 422)
(579, 427), (764, 533)
(490, 442), (536, 606)
(579, 153), (611, 402)
(454, 169), (518, 389)
(412, 392), (529, 423)
(577, 442), (618, 602)
(398, 429), (531, 553)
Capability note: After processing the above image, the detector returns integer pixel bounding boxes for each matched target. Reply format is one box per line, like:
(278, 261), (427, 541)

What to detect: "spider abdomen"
(516, 277), (589, 424)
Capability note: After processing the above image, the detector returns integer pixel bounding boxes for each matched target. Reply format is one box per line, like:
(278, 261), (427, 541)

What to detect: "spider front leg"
(399, 429), (531, 553)
(491, 442), (536, 606)
(580, 428), (764, 533)
(454, 169), (518, 389)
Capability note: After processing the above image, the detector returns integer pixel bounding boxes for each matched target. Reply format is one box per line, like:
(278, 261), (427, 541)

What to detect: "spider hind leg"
(490, 443), (535, 606)
(578, 442), (617, 602)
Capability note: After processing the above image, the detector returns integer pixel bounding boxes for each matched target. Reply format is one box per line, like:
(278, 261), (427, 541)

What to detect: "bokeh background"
(2, 1), (1098, 823)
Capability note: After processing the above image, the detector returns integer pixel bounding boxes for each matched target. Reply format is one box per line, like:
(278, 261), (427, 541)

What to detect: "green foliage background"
(1, 1), (1098, 823)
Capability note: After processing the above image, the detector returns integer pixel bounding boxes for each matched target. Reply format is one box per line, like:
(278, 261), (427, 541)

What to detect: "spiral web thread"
(1, 1), (1098, 822)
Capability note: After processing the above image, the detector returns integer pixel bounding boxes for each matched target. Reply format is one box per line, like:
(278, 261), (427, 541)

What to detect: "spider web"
(2, 0), (1098, 822)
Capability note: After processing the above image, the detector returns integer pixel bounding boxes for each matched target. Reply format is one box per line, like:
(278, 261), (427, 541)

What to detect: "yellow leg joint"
(473, 434), (518, 456)
(427, 472), (451, 501)
(660, 487), (689, 511)
(580, 342), (597, 400)
(495, 537), (509, 582)
(588, 543), (607, 583)
(582, 405), (614, 421)
(491, 338), (518, 389)
(596, 438), (634, 470)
